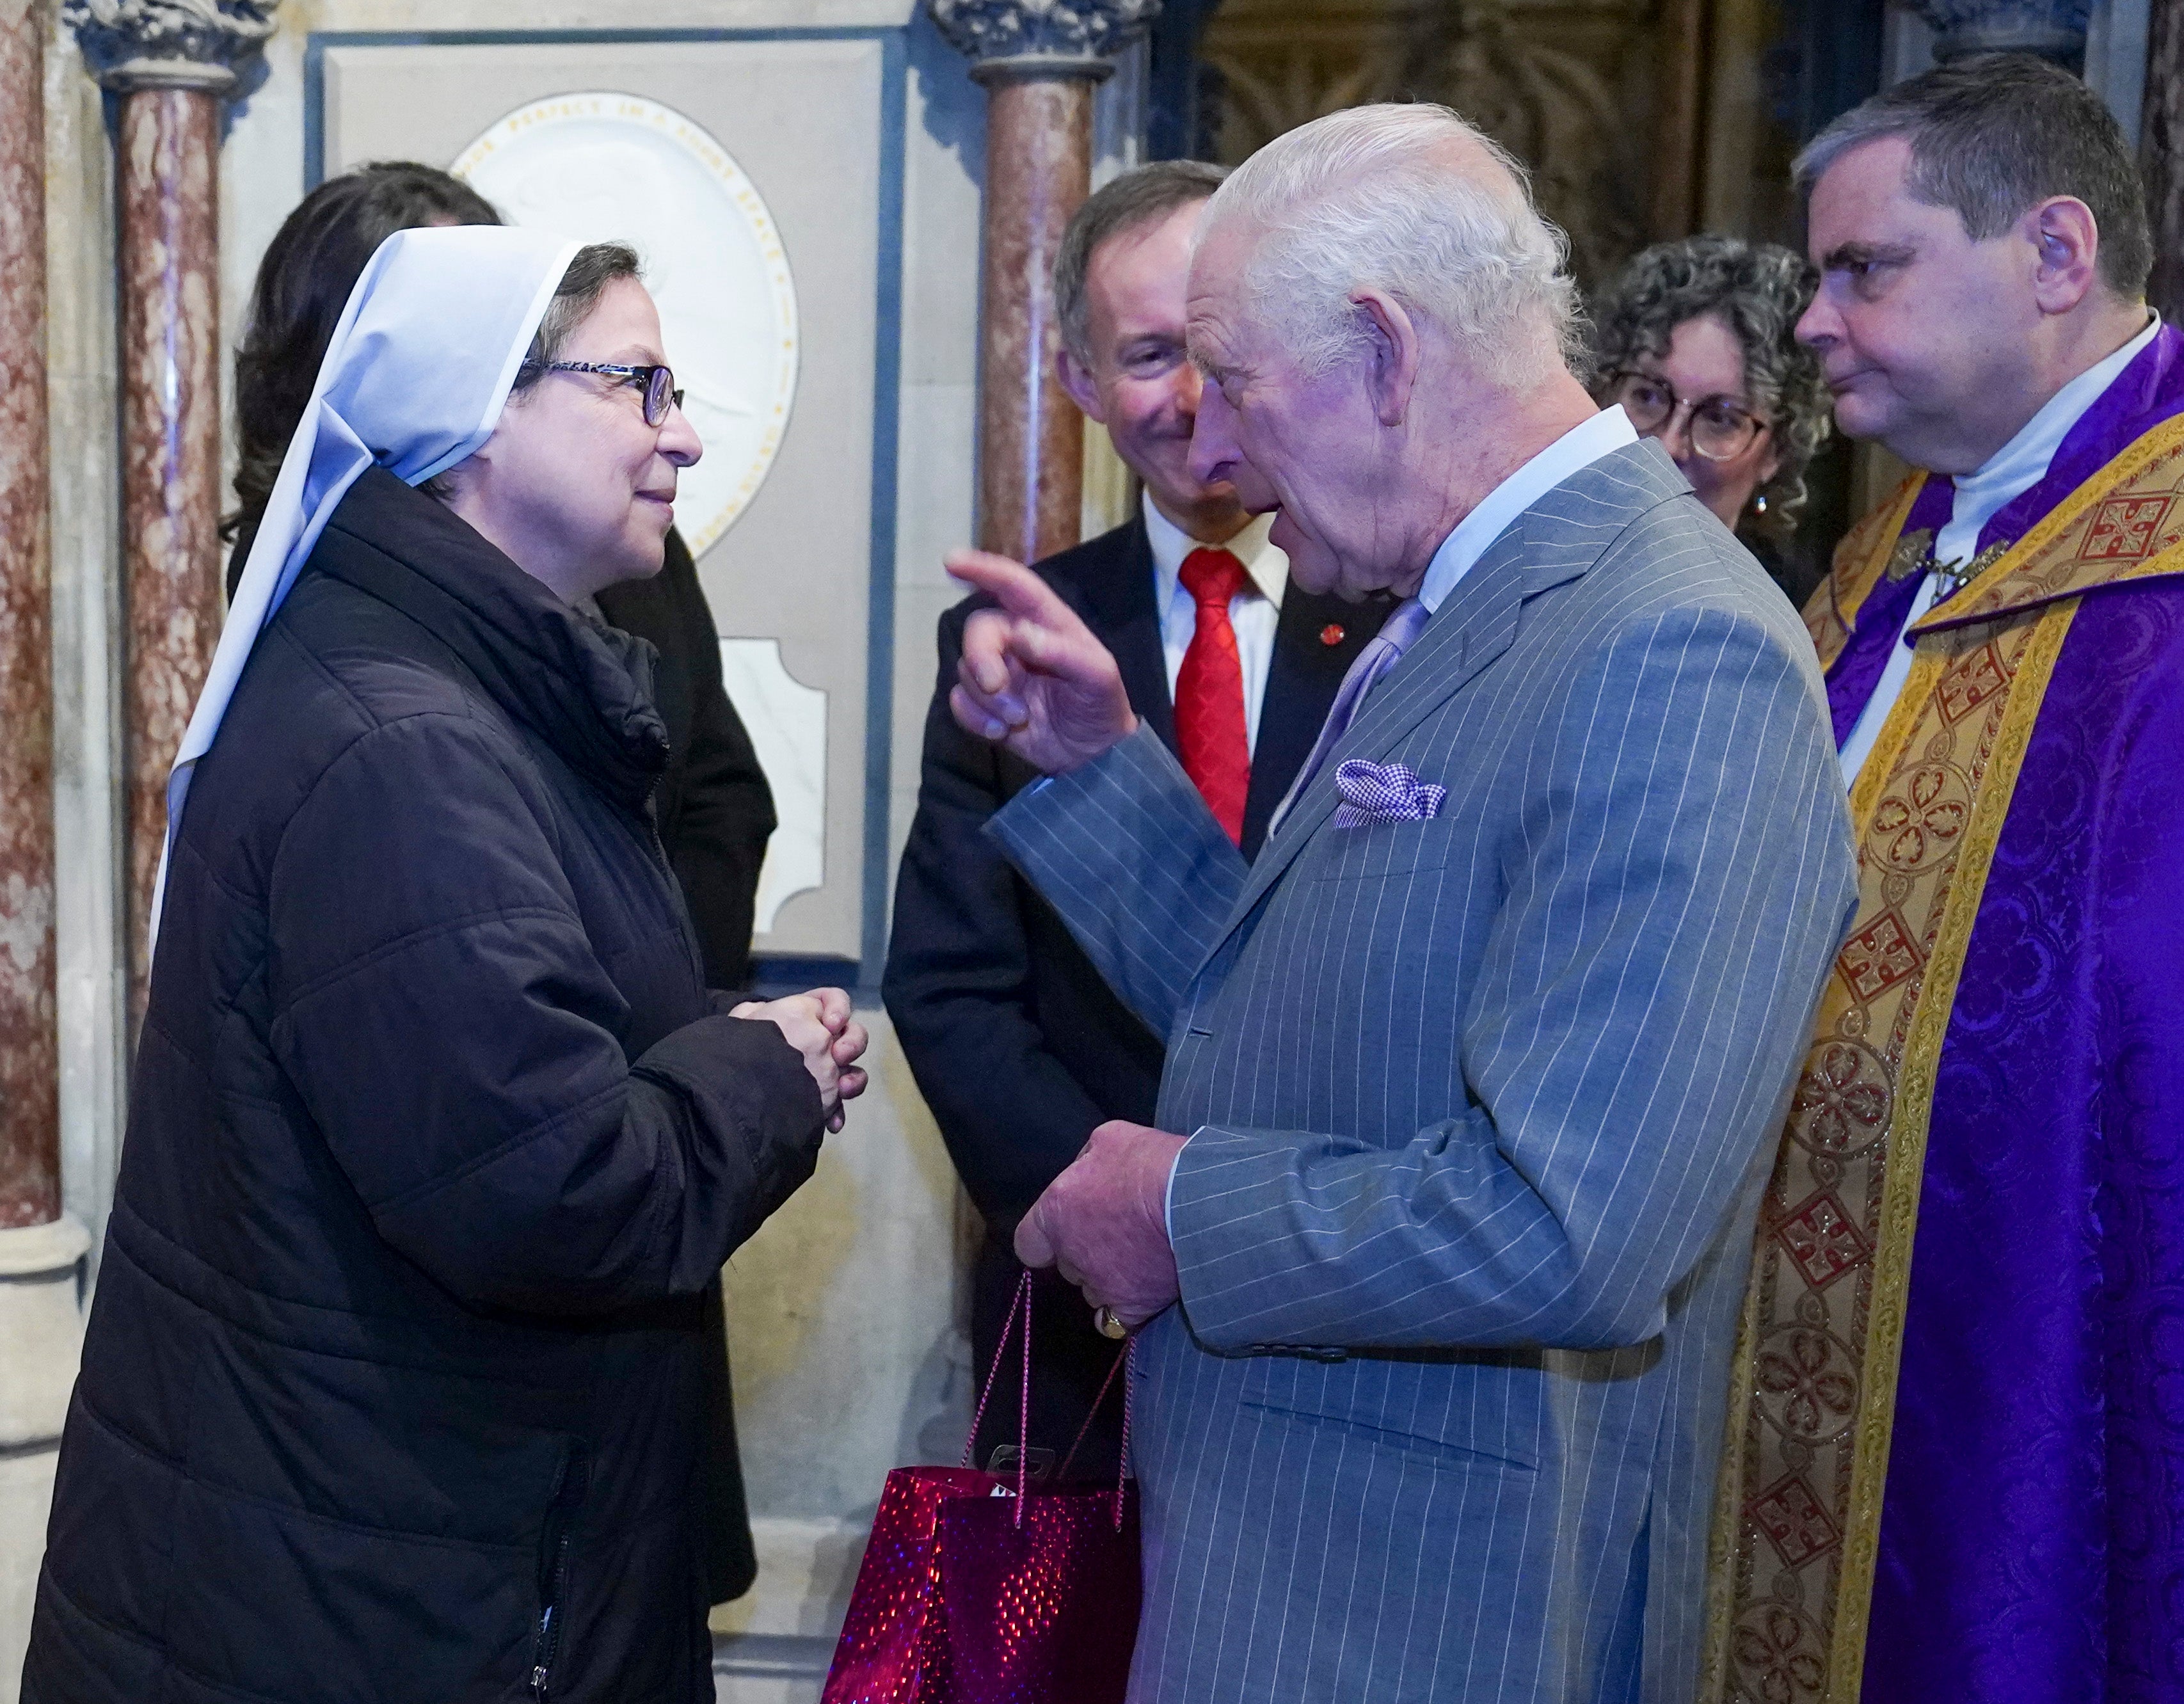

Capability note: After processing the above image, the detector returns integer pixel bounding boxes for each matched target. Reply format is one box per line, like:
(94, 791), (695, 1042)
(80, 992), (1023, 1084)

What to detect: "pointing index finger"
(945, 549), (1072, 625)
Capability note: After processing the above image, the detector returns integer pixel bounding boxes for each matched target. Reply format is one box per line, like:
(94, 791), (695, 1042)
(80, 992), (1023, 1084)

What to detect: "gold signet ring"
(1094, 1305), (1128, 1340)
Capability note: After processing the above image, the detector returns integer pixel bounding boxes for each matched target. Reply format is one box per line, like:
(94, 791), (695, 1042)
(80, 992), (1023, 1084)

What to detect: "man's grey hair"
(1055, 160), (1228, 363)
(1794, 52), (2151, 300)
(1198, 102), (1581, 389)
(1591, 235), (1831, 545)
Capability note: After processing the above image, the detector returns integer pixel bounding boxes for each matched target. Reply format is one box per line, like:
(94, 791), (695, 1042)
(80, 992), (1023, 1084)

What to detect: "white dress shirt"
(1416, 404), (1640, 613)
(1142, 494), (1287, 755)
(1837, 313), (2162, 786)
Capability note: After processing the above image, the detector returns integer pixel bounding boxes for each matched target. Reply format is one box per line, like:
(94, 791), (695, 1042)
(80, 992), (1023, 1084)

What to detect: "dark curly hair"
(1590, 235), (1831, 545)
(226, 163), (501, 545)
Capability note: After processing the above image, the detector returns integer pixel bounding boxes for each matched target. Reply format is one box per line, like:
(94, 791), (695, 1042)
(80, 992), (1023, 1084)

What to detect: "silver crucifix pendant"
(1928, 539), (2009, 599)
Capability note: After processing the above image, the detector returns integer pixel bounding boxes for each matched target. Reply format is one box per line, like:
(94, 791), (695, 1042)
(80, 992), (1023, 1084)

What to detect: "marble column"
(931, 0), (1158, 565)
(0, 12), (90, 1692)
(63, 0), (273, 1016)
(1, 0), (58, 1234)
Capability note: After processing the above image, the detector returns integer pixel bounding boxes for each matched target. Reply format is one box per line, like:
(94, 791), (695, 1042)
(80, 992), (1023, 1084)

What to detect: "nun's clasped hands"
(731, 988), (869, 1133)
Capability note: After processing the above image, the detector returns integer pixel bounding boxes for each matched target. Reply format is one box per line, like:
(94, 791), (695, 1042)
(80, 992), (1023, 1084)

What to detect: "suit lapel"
(1243, 586), (1387, 858)
(1216, 527), (1536, 934)
(1071, 516), (1177, 753)
(1200, 440), (1688, 971)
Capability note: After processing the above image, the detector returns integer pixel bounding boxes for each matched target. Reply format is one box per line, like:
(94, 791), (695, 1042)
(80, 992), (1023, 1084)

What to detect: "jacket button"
(1319, 623), (1345, 646)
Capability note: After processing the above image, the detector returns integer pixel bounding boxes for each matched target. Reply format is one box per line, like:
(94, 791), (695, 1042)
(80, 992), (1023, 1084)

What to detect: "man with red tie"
(884, 161), (1383, 1477)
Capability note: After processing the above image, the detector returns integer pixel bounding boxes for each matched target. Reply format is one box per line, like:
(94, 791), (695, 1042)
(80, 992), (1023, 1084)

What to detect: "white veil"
(151, 224), (583, 946)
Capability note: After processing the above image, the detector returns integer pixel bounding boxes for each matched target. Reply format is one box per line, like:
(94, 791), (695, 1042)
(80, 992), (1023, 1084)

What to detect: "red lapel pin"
(1319, 623), (1346, 646)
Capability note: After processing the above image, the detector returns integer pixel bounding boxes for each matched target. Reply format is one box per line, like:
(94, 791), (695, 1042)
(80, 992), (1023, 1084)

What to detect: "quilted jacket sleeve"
(265, 710), (824, 1315)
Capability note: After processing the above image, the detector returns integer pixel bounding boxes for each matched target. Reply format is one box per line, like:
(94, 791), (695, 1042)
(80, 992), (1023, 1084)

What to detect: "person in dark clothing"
(22, 230), (864, 1704)
(885, 163), (1385, 1480)
(220, 162), (775, 1603)
(1590, 234), (1837, 606)
(594, 534), (774, 992)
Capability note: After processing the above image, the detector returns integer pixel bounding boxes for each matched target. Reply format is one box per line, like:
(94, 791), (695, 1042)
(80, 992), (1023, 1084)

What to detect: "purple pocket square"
(1332, 759), (1446, 827)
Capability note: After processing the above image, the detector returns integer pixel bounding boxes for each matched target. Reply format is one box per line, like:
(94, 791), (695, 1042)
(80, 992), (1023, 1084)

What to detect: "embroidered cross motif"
(1934, 646), (2011, 724)
(1871, 764), (1970, 871)
(1773, 1191), (1872, 1289)
(1749, 1473), (1843, 1568)
(1838, 911), (1922, 1001)
(2082, 494), (2172, 561)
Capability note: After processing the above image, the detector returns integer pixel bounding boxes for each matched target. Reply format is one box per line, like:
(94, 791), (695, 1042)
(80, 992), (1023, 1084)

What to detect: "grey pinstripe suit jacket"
(989, 441), (1857, 1704)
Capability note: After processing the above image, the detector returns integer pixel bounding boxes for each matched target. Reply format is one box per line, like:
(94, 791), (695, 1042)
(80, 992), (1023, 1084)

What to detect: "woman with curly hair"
(1591, 234), (1833, 600)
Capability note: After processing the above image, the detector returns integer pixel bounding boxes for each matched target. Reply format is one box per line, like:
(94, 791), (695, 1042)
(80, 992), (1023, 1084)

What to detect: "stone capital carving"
(63, 0), (274, 94)
(1901, 0), (2089, 62)
(928, 0), (1159, 79)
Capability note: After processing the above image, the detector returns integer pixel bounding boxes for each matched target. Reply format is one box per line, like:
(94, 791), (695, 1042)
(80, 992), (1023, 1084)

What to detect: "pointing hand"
(947, 550), (1138, 774)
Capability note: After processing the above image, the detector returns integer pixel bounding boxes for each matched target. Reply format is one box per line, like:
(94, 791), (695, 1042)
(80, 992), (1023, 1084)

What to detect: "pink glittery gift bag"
(820, 1275), (1142, 1704)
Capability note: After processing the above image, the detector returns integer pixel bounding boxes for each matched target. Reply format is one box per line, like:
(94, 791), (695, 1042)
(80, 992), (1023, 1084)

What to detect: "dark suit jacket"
(883, 514), (1384, 1474)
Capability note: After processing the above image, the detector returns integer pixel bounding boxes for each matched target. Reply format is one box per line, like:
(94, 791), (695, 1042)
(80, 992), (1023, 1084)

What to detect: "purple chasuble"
(1824, 477), (1952, 746)
(1827, 325), (2184, 742)
(1860, 324), (2184, 1702)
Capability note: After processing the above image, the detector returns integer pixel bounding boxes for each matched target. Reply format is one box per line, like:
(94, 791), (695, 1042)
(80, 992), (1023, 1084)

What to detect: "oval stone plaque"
(453, 92), (799, 555)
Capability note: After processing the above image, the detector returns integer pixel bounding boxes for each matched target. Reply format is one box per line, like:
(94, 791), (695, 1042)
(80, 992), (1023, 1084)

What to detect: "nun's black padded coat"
(22, 468), (824, 1704)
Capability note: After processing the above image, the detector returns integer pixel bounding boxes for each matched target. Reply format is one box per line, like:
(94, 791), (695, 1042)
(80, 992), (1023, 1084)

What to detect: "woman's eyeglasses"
(523, 360), (685, 427)
(1604, 370), (1769, 463)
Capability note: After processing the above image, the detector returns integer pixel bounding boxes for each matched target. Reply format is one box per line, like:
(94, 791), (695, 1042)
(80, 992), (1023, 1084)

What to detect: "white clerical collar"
(1948, 311), (2161, 543)
(1416, 404), (1639, 614)
(1144, 490), (1287, 609)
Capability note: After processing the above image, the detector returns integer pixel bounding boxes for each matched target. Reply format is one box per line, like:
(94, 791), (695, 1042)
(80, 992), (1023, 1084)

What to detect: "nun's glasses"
(522, 360), (685, 427)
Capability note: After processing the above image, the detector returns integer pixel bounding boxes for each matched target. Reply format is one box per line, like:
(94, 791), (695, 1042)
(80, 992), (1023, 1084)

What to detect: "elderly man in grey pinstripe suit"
(948, 104), (1857, 1704)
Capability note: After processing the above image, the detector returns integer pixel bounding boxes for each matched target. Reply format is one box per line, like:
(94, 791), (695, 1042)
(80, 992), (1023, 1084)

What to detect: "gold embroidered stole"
(1700, 413), (2184, 1704)
(1803, 474), (1924, 674)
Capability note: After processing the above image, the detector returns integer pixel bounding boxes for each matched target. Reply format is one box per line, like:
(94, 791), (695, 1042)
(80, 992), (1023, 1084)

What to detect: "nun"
(22, 227), (864, 1704)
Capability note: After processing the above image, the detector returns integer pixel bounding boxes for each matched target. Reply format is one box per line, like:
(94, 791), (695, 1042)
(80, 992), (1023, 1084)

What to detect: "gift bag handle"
(1058, 1335), (1134, 1533)
(962, 1271), (1035, 1510)
(962, 1272), (1133, 1531)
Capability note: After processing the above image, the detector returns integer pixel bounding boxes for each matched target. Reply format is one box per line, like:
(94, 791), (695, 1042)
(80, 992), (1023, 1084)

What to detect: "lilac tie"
(1268, 596), (1431, 836)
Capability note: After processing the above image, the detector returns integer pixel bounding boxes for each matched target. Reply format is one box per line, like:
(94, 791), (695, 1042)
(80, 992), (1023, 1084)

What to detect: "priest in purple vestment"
(1705, 55), (2184, 1704)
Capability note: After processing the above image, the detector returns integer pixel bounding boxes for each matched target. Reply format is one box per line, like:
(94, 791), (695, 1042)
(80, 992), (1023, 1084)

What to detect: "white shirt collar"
(1143, 491), (1286, 610)
(1948, 311), (2161, 539)
(1416, 405), (1639, 613)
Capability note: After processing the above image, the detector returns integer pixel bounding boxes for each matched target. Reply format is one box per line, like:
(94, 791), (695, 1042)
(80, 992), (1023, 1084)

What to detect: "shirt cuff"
(1163, 1135), (1188, 1243)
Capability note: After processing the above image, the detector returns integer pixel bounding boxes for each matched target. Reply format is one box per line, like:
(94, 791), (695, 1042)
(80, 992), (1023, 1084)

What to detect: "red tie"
(1175, 547), (1253, 844)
